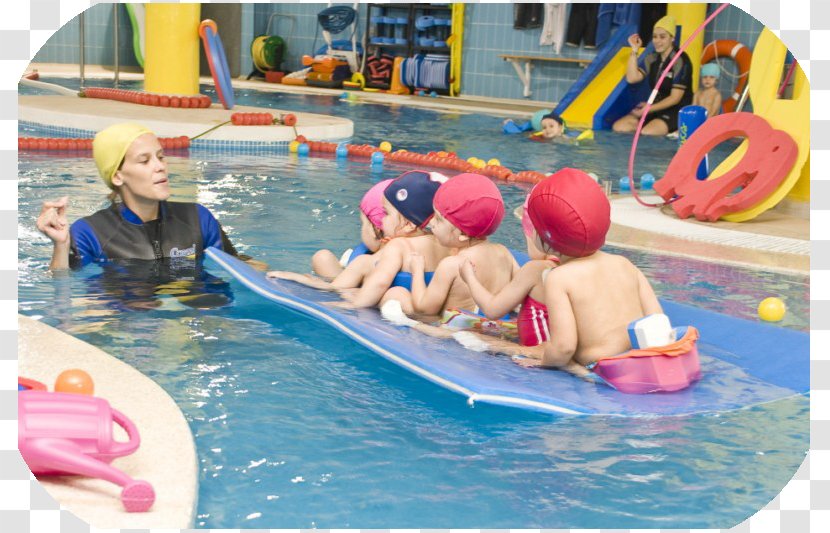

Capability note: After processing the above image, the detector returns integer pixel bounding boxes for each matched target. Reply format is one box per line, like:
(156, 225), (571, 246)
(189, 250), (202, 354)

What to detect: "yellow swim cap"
(93, 123), (153, 189)
(654, 15), (677, 37)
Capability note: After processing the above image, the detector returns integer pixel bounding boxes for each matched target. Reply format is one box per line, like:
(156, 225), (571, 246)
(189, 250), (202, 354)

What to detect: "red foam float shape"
(653, 112), (798, 222)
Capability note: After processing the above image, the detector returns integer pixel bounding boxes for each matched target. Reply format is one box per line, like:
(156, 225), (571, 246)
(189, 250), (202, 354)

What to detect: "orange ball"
(54, 369), (94, 395)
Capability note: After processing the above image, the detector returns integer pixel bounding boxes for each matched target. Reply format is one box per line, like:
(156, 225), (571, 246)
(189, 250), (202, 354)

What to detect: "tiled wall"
(33, 3), (137, 67)
(34, 3), (257, 76)
(32, 2), (770, 106)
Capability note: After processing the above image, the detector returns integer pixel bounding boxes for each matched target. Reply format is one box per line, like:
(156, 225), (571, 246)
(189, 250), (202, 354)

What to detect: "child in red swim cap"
(518, 168), (662, 373)
(380, 173), (518, 317)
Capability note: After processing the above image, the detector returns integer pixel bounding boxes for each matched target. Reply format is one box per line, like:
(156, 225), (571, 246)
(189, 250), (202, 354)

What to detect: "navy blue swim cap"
(384, 170), (449, 228)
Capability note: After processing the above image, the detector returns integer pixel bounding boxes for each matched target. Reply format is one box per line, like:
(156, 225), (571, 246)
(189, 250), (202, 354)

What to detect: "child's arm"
(267, 270), (335, 291)
(539, 268), (579, 368)
(329, 253), (376, 290)
(460, 259), (540, 319)
(410, 254), (462, 315)
(636, 267), (663, 315)
(268, 253), (376, 292)
(345, 240), (406, 308)
(693, 91), (701, 106)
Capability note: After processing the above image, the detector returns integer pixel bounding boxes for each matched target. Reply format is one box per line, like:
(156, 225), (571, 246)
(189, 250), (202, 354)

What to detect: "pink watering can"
(18, 390), (155, 512)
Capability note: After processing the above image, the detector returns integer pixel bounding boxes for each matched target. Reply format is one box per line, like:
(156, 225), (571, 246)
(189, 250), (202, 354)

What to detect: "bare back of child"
(544, 251), (660, 365)
(521, 169), (662, 374)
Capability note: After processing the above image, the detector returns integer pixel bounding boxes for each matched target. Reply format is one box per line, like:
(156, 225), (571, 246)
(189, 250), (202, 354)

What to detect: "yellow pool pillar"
(667, 3), (706, 90)
(144, 4), (201, 96)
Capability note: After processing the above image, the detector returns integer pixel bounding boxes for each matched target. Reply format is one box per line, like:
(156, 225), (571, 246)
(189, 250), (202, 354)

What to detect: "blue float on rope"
(199, 20), (235, 110)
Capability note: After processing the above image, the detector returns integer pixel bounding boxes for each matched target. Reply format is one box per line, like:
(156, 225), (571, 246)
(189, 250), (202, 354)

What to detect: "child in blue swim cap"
(337, 170), (455, 308)
(693, 62), (722, 118)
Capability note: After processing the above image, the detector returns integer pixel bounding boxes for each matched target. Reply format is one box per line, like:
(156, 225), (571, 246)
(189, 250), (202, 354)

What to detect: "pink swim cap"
(527, 168), (611, 257)
(433, 173), (505, 238)
(359, 179), (393, 229)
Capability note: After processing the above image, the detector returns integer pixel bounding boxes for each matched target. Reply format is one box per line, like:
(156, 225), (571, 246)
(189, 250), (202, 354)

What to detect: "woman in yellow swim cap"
(35, 123), (242, 270)
(612, 15), (694, 136)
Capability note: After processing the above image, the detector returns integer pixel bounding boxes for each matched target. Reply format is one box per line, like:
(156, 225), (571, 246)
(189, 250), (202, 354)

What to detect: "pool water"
(18, 81), (809, 528)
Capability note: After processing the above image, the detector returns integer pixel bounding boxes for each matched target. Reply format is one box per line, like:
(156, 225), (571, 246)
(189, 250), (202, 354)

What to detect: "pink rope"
(778, 60), (798, 98)
(626, 3), (729, 207)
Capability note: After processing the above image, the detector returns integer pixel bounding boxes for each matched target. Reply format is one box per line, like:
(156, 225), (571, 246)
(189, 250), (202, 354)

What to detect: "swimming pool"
(18, 81), (808, 528)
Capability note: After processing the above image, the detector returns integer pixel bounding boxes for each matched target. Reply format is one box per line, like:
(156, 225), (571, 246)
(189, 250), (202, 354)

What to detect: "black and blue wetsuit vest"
(69, 201), (234, 269)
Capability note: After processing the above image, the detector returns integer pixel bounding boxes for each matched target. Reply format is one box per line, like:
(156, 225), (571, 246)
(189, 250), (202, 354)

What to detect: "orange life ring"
(701, 39), (752, 113)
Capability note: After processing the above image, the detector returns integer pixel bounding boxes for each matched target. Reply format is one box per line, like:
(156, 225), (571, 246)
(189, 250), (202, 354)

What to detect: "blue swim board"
(207, 248), (809, 417)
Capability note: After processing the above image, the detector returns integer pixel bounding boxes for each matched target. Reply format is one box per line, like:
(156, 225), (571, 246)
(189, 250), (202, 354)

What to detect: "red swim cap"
(433, 173), (505, 238)
(527, 168), (610, 257)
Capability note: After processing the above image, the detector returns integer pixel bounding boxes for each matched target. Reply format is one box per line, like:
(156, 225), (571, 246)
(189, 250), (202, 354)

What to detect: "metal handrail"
(79, 11), (85, 90)
(113, 4), (120, 87)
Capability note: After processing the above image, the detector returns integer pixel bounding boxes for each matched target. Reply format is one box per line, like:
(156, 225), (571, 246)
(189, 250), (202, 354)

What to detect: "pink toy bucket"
(18, 391), (155, 512)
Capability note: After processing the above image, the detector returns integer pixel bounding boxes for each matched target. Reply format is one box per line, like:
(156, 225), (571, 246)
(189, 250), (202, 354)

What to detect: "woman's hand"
(627, 33), (642, 53)
(36, 197), (70, 245)
(631, 102), (646, 118)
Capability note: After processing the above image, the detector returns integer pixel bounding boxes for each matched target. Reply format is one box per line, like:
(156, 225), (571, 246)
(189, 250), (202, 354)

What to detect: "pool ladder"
(78, 5), (121, 91)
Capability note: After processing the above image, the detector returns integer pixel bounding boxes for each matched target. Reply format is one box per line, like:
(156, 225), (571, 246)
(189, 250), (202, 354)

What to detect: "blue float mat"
(207, 249), (809, 417)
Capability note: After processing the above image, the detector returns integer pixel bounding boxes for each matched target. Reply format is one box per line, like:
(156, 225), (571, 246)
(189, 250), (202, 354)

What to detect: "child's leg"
(312, 249), (344, 279)
(380, 286), (415, 314)
(454, 331), (545, 358)
(612, 114), (639, 133)
(330, 254), (374, 290)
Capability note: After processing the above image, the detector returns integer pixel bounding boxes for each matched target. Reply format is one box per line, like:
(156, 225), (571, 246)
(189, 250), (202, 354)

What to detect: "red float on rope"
(19, 135), (190, 152)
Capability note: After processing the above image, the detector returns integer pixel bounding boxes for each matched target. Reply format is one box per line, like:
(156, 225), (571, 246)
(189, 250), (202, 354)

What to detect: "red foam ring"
(180, 97), (191, 109)
(171, 96), (181, 108)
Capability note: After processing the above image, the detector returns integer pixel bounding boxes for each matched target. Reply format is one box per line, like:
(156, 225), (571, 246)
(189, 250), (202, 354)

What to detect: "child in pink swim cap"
(381, 173), (518, 317)
(458, 188), (560, 349)
(308, 178), (394, 280)
(515, 168), (662, 374)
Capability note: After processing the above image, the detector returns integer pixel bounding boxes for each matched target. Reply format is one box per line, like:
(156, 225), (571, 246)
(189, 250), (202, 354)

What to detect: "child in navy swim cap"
(269, 179), (416, 292)
(380, 173), (517, 319)
(337, 170), (455, 309)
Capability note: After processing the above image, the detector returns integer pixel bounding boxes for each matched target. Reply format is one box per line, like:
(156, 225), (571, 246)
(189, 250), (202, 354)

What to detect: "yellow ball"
(758, 297), (786, 322)
(379, 141), (392, 153)
(487, 158), (501, 166)
(289, 141), (300, 153)
(473, 159), (486, 169)
(467, 156), (479, 165)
